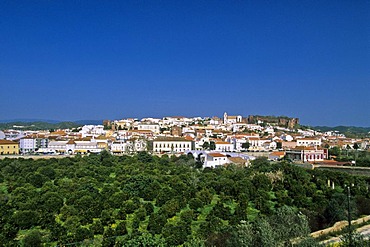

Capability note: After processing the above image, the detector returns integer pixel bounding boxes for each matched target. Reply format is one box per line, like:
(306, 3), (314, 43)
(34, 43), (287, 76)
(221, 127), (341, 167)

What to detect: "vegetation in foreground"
(1, 152), (370, 246)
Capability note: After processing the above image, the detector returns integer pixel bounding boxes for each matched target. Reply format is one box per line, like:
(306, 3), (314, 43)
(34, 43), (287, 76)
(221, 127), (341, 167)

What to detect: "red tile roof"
(208, 153), (226, 157)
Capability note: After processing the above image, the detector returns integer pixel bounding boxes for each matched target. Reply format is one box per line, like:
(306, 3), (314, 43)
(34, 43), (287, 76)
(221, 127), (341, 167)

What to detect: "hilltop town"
(0, 113), (369, 168)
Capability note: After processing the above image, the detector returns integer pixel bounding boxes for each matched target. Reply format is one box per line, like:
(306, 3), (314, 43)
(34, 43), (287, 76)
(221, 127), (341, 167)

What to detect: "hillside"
(1, 153), (369, 246)
(311, 126), (370, 138)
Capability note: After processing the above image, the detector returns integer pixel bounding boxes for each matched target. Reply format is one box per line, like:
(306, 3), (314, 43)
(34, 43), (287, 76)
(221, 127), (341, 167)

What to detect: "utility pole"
(347, 186), (352, 247)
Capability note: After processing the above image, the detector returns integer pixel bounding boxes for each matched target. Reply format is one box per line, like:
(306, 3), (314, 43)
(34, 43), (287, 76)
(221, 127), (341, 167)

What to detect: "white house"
(281, 134), (294, 142)
(203, 153), (229, 168)
(137, 123), (160, 134)
(296, 138), (321, 147)
(262, 141), (277, 151)
(215, 141), (234, 152)
(229, 136), (248, 152)
(265, 127), (275, 135)
(79, 125), (106, 138)
(245, 124), (263, 131)
(232, 123), (248, 132)
(247, 137), (272, 151)
(48, 141), (68, 153)
(210, 117), (222, 125)
(152, 137), (192, 153)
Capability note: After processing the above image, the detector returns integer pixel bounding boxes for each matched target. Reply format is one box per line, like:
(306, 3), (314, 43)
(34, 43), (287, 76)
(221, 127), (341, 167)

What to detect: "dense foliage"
(0, 152), (369, 246)
(329, 148), (370, 167)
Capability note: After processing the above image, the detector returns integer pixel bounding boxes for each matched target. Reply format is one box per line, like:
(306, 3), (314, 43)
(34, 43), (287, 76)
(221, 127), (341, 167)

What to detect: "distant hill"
(311, 126), (370, 138)
(0, 119), (103, 131)
(0, 119), (61, 124)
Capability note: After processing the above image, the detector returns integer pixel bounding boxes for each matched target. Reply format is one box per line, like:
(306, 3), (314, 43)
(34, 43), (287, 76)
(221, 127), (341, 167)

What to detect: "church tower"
(223, 112), (228, 124)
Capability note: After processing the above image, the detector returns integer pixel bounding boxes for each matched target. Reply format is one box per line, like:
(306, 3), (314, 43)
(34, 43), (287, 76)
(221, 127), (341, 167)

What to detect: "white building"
(19, 137), (49, 154)
(230, 137), (248, 152)
(153, 137), (192, 153)
(48, 141), (68, 153)
(245, 124), (263, 131)
(215, 141), (234, 152)
(125, 139), (148, 153)
(110, 141), (127, 154)
(19, 137), (36, 153)
(232, 123), (248, 132)
(48, 139), (103, 154)
(137, 123), (160, 134)
(281, 134), (294, 142)
(210, 117), (222, 125)
(262, 141), (277, 151)
(203, 153), (229, 168)
(296, 138), (321, 147)
(79, 125), (105, 138)
(223, 112), (243, 124)
(285, 147), (328, 162)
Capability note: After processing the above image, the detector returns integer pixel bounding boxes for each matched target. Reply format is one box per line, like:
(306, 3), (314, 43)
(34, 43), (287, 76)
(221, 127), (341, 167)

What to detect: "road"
(321, 224), (370, 245)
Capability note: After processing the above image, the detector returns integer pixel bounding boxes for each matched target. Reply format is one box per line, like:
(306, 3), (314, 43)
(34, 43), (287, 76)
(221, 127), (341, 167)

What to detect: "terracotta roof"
(270, 151), (285, 157)
(154, 137), (191, 142)
(51, 130), (66, 135)
(95, 135), (107, 140)
(184, 135), (194, 141)
(228, 157), (246, 165)
(0, 140), (18, 145)
(208, 153), (226, 157)
(293, 146), (324, 151)
(66, 140), (76, 145)
(215, 141), (231, 145)
(133, 130), (153, 133)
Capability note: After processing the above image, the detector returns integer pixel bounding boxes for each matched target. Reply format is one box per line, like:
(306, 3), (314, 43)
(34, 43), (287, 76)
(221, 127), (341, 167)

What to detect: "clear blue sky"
(1, 1), (369, 126)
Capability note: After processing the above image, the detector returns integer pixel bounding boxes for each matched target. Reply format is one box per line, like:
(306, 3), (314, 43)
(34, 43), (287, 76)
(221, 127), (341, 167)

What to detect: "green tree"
(22, 229), (42, 247)
(163, 221), (190, 246)
(75, 226), (93, 242)
(91, 219), (104, 235)
(329, 146), (341, 157)
(269, 206), (310, 244)
(189, 197), (204, 210)
(353, 143), (359, 150)
(202, 142), (210, 150)
(341, 231), (369, 247)
(11, 210), (39, 229)
(210, 141), (216, 150)
(122, 233), (167, 247)
(241, 142), (250, 150)
(102, 226), (116, 247)
(226, 222), (255, 247)
(148, 212), (167, 235)
(116, 221), (128, 236)
(251, 157), (271, 172)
